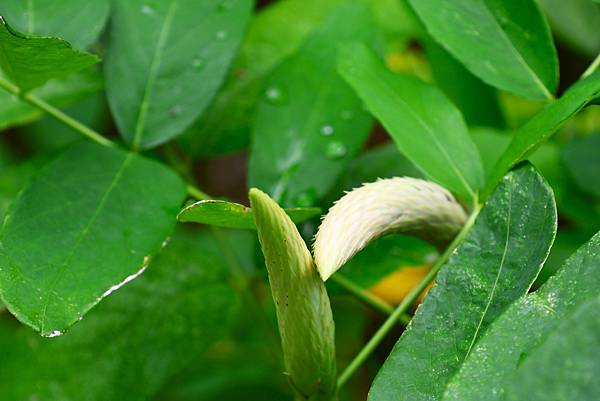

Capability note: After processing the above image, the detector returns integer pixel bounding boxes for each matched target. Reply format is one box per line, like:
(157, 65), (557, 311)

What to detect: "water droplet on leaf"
(141, 5), (155, 15)
(320, 125), (334, 136)
(216, 30), (228, 40)
(264, 85), (288, 105)
(192, 58), (206, 70)
(169, 105), (182, 118)
(326, 141), (347, 160)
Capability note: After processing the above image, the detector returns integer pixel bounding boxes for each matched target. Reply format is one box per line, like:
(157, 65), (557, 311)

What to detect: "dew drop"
(44, 330), (63, 338)
(141, 5), (155, 15)
(293, 188), (318, 208)
(326, 141), (347, 160)
(264, 85), (288, 105)
(169, 105), (182, 118)
(216, 30), (228, 40)
(320, 124), (334, 136)
(192, 58), (206, 70)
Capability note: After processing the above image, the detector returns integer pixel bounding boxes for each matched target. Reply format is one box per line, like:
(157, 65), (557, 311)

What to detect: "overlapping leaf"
(249, 1), (375, 207)
(339, 43), (484, 202)
(368, 164), (557, 401)
(0, 0), (110, 49)
(410, 0), (558, 99)
(0, 17), (99, 92)
(105, 0), (252, 149)
(178, 199), (320, 229)
(0, 142), (185, 336)
(444, 231), (600, 401)
(0, 229), (241, 401)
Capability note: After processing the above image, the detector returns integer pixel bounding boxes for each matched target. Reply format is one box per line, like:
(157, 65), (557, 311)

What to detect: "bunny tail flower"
(313, 177), (467, 281)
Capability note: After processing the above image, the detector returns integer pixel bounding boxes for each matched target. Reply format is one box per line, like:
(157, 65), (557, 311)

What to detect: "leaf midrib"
(478, 0), (553, 99)
(131, 1), (178, 149)
(39, 152), (135, 333)
(364, 66), (476, 199)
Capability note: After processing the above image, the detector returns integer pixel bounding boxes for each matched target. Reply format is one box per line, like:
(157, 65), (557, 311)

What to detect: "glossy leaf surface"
(178, 199), (320, 229)
(105, 0), (252, 149)
(410, 0), (558, 99)
(340, 43), (484, 201)
(369, 164), (557, 401)
(0, 18), (98, 92)
(0, 142), (185, 336)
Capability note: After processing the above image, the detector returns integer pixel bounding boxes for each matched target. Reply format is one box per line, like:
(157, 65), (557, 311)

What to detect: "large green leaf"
(0, 69), (102, 131)
(504, 295), (600, 401)
(0, 142), (185, 336)
(538, 0), (600, 57)
(0, 229), (241, 401)
(178, 199), (321, 229)
(368, 163), (557, 401)
(179, 0), (345, 157)
(0, 0), (110, 49)
(105, 0), (252, 150)
(339, 43), (484, 202)
(249, 2), (375, 207)
(443, 231), (600, 401)
(0, 17), (99, 92)
(484, 72), (600, 198)
(424, 38), (504, 128)
(409, 0), (558, 99)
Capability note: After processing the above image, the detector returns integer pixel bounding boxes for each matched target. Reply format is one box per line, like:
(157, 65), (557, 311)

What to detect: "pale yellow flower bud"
(314, 177), (467, 281)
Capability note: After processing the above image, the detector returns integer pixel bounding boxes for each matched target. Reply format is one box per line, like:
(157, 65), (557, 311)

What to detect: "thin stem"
(0, 76), (115, 148)
(186, 184), (210, 200)
(331, 273), (410, 325)
(581, 52), (600, 79)
(336, 205), (481, 389)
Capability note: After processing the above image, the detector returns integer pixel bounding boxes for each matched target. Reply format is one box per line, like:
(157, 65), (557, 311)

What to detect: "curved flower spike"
(313, 177), (467, 281)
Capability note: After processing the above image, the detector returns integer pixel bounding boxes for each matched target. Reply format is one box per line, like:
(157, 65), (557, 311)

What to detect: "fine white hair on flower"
(313, 177), (467, 281)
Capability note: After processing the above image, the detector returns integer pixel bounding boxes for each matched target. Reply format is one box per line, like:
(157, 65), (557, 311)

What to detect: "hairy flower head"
(313, 177), (467, 280)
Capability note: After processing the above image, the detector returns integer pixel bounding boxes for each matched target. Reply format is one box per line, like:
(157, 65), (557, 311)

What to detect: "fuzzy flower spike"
(313, 177), (467, 281)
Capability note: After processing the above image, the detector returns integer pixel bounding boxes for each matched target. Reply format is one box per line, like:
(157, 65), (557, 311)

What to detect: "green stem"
(581, 52), (600, 79)
(336, 205), (481, 389)
(0, 76), (115, 148)
(186, 184), (210, 201)
(330, 273), (410, 325)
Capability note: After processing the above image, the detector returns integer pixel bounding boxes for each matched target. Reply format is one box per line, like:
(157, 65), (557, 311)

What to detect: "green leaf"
(0, 69), (103, 131)
(249, 2), (375, 207)
(409, 0), (558, 100)
(0, 229), (241, 401)
(0, 0), (110, 49)
(0, 17), (99, 92)
(484, 72), (600, 198)
(424, 38), (505, 128)
(178, 199), (321, 229)
(562, 133), (600, 197)
(0, 141), (186, 336)
(339, 43), (484, 201)
(105, 0), (252, 150)
(443, 231), (600, 401)
(538, 0), (600, 57)
(249, 188), (336, 400)
(368, 163), (557, 401)
(179, 0), (346, 157)
(504, 295), (600, 401)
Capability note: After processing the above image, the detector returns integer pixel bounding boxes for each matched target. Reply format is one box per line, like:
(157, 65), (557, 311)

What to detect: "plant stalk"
(0, 76), (115, 148)
(330, 273), (410, 325)
(581, 52), (600, 79)
(336, 205), (481, 389)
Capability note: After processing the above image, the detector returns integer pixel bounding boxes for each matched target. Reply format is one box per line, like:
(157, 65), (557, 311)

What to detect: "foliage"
(0, 0), (598, 400)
